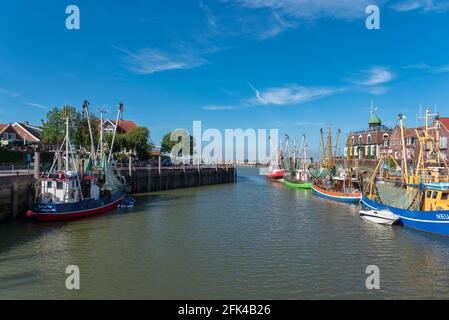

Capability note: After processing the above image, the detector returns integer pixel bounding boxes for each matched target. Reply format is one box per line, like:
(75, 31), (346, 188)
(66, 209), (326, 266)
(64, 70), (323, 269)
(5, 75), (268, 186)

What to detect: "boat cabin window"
(442, 193), (449, 201)
(426, 191), (432, 198)
(47, 181), (52, 188)
(432, 191), (438, 199)
(56, 181), (63, 190)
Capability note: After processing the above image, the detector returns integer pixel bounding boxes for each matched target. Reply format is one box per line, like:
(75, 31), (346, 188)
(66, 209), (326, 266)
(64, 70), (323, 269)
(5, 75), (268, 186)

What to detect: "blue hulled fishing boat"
(27, 101), (127, 221)
(362, 109), (449, 237)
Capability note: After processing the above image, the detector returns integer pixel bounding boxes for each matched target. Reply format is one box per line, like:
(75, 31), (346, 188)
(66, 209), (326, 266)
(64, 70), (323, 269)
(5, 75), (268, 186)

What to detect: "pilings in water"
(0, 166), (237, 221)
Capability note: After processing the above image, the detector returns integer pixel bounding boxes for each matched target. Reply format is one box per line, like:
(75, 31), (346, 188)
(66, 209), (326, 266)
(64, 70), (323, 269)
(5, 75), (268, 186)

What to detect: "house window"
(441, 137), (448, 149)
(9, 133), (16, 140)
(367, 135), (372, 144)
(2, 132), (8, 140)
(358, 136), (363, 145)
(351, 136), (355, 145)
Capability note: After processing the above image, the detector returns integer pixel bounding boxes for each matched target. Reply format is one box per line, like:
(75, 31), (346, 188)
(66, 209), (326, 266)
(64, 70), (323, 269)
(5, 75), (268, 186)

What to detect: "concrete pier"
(0, 166), (237, 221)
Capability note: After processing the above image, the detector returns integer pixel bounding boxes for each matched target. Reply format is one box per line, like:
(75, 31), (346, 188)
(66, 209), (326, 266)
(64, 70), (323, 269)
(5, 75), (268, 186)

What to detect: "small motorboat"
(359, 209), (399, 226)
(118, 197), (136, 208)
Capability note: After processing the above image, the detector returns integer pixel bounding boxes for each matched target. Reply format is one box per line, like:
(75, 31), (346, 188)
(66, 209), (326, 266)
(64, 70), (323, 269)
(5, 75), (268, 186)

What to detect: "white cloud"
(403, 63), (449, 73)
(248, 83), (341, 106)
(0, 88), (20, 98)
(203, 83), (341, 111)
(203, 104), (239, 111)
(233, 0), (382, 20)
(353, 67), (394, 86)
(368, 86), (390, 95)
(25, 102), (48, 110)
(115, 47), (207, 75)
(390, 0), (449, 12)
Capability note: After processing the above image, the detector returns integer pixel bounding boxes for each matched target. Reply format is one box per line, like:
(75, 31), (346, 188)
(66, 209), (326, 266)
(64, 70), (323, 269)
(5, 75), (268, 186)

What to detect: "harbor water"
(1, 167), (449, 299)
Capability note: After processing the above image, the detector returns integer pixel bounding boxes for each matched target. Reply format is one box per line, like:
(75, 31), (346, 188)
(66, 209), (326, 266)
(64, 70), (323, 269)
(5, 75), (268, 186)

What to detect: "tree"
(161, 131), (195, 156)
(41, 105), (98, 150)
(106, 126), (152, 161)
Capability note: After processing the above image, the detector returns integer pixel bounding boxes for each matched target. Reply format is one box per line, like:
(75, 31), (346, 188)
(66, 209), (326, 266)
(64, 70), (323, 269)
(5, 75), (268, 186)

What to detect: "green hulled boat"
(284, 178), (312, 189)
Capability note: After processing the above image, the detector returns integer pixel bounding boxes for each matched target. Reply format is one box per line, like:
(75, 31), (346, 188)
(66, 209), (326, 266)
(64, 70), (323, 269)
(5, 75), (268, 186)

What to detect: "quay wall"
(0, 174), (34, 221)
(0, 167), (236, 221)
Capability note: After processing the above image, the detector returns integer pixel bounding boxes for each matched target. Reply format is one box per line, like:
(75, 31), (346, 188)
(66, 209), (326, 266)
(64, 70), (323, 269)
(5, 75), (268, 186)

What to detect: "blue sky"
(1, 0), (449, 153)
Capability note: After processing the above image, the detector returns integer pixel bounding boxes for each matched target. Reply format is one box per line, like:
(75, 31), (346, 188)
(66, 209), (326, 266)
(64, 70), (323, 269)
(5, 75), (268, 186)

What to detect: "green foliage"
(41, 105), (152, 161)
(161, 131), (195, 156)
(106, 127), (152, 160)
(41, 105), (98, 150)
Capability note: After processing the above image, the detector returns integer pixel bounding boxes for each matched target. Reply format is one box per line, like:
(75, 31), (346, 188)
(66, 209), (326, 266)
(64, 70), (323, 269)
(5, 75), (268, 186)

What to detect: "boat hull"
(284, 179), (312, 189)
(30, 192), (127, 221)
(361, 196), (449, 237)
(266, 169), (286, 179)
(312, 184), (362, 203)
(359, 210), (399, 226)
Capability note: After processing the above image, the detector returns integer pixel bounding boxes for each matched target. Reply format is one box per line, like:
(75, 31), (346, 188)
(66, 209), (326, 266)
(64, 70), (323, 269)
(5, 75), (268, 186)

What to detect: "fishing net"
(310, 168), (330, 179)
(376, 181), (420, 210)
(99, 155), (124, 194)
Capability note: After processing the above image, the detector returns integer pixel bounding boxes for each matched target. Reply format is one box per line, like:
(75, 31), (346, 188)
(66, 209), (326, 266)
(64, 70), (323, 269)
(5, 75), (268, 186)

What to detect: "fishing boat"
(362, 109), (449, 236)
(359, 209), (399, 225)
(266, 169), (286, 179)
(26, 101), (127, 221)
(265, 136), (286, 180)
(284, 134), (312, 189)
(312, 128), (362, 203)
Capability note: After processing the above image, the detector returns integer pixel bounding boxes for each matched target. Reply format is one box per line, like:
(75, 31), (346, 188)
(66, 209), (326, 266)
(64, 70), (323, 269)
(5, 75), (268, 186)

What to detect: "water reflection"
(1, 167), (449, 299)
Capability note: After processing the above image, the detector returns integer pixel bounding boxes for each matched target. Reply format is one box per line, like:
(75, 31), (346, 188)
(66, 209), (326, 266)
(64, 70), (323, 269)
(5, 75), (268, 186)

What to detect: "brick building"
(345, 105), (391, 160)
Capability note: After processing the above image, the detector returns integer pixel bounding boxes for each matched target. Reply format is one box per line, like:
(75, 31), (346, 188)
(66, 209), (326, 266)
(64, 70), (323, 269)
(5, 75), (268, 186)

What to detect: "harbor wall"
(121, 167), (236, 193)
(0, 174), (34, 221)
(0, 167), (237, 221)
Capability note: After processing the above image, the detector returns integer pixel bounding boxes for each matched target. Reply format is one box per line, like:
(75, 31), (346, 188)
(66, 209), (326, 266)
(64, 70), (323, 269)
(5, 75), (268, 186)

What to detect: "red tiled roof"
(12, 123), (40, 142)
(0, 124), (9, 133)
(438, 118), (449, 131)
(111, 120), (139, 133)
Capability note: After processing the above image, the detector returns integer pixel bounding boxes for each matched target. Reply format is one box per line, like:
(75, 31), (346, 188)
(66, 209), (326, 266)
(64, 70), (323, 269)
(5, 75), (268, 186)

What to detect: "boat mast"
(65, 108), (70, 171)
(398, 114), (409, 183)
(108, 102), (123, 163)
(83, 100), (96, 165)
(97, 108), (108, 161)
(347, 134), (353, 189)
(327, 128), (332, 169)
(320, 129), (326, 169)
(332, 129), (341, 168)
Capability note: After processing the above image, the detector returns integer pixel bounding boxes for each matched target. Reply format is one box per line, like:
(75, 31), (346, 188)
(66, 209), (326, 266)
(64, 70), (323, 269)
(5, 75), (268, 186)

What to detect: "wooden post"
(11, 182), (18, 219)
(158, 156), (161, 175)
(129, 155), (132, 177)
(34, 148), (40, 180)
